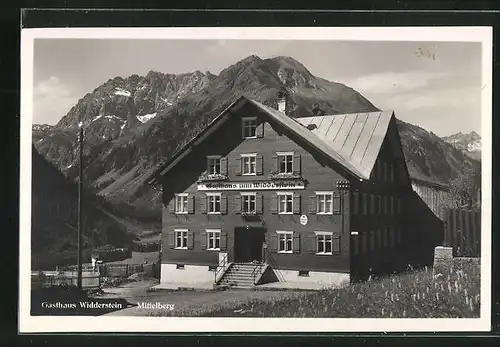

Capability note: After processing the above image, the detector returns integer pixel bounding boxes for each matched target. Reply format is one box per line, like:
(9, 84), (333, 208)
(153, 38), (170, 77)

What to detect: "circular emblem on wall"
(299, 215), (308, 226)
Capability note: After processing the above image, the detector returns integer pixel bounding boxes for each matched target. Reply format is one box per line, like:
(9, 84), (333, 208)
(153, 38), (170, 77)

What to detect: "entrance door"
(234, 227), (266, 263)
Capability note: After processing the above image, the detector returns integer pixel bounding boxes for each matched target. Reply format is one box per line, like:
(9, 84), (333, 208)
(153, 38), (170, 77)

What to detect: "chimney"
(277, 90), (288, 113)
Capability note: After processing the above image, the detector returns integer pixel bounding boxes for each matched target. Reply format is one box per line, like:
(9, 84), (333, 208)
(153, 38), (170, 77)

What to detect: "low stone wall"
(433, 246), (481, 277)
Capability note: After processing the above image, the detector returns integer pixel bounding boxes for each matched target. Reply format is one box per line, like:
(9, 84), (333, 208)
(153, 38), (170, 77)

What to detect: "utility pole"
(77, 123), (84, 289)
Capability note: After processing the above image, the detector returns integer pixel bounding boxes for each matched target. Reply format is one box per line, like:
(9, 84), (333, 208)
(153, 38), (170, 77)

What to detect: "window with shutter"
(255, 193), (263, 214)
(256, 155), (263, 175)
(220, 157), (228, 175)
(187, 195), (194, 214)
(234, 195), (242, 214)
(220, 195), (228, 214)
(308, 234), (317, 254)
(293, 153), (301, 175)
(219, 231), (228, 251)
(206, 229), (221, 251)
(168, 197), (175, 214)
(308, 195), (317, 214)
(168, 231), (175, 249)
(332, 232), (340, 255)
(200, 195), (207, 214)
(292, 233), (301, 253)
(270, 195), (278, 214)
(200, 232), (207, 250)
(235, 157), (242, 176)
(277, 231), (293, 253)
(241, 154), (257, 175)
(277, 192), (294, 214)
(256, 122), (264, 138)
(187, 231), (194, 250)
(270, 233), (278, 252)
(293, 194), (301, 214)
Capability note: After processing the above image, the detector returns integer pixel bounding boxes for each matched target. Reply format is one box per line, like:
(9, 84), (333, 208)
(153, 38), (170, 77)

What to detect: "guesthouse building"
(149, 94), (443, 288)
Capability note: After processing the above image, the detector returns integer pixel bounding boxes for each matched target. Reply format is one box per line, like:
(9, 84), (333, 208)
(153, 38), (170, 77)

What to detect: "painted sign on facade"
(197, 180), (305, 191)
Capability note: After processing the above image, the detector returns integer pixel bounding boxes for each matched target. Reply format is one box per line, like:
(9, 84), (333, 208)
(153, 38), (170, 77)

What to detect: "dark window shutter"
(220, 157), (228, 175)
(168, 231), (175, 249)
(221, 195), (228, 214)
(256, 122), (264, 138)
(293, 153), (301, 175)
(397, 198), (401, 214)
(293, 194), (301, 214)
(200, 232), (207, 250)
(256, 155), (263, 175)
(362, 193), (368, 215)
(352, 192), (359, 215)
(390, 196), (394, 216)
(292, 233), (301, 253)
(272, 154), (278, 173)
(235, 157), (242, 176)
(168, 198), (175, 214)
(270, 233), (278, 252)
(308, 195), (317, 214)
(308, 234), (317, 254)
(200, 195), (207, 214)
(270, 195), (278, 214)
(187, 231), (194, 250)
(187, 195), (194, 214)
(220, 231), (227, 251)
(234, 195), (242, 214)
(256, 193), (263, 214)
(206, 156), (210, 172)
(370, 194), (375, 215)
(333, 193), (341, 214)
(332, 232), (340, 255)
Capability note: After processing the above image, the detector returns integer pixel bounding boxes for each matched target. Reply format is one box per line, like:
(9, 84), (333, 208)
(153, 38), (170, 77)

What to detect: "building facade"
(411, 177), (451, 220)
(150, 95), (443, 287)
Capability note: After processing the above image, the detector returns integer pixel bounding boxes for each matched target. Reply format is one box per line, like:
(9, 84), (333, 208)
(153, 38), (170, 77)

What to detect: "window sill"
(207, 248), (221, 251)
(175, 247), (188, 250)
(175, 212), (188, 215)
(316, 212), (334, 216)
(315, 252), (333, 256)
(207, 212), (222, 215)
(269, 173), (302, 180)
(242, 173), (257, 176)
(278, 251), (293, 254)
(243, 136), (258, 139)
(278, 212), (294, 215)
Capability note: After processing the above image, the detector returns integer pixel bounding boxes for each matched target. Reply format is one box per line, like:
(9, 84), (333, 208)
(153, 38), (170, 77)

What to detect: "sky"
(33, 39), (483, 137)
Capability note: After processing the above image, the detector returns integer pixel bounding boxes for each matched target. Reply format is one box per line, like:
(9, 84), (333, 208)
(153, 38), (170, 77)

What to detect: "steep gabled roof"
(148, 96), (394, 184)
(296, 111), (395, 180)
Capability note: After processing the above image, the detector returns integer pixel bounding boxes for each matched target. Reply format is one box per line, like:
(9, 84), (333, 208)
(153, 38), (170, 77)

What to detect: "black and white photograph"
(19, 27), (492, 333)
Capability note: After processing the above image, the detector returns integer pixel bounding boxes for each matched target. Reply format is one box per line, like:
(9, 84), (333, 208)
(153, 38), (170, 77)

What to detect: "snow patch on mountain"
(114, 88), (131, 97)
(467, 140), (482, 152)
(136, 113), (157, 123)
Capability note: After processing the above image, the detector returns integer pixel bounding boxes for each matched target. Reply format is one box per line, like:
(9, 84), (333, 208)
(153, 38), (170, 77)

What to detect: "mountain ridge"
(32, 55), (480, 214)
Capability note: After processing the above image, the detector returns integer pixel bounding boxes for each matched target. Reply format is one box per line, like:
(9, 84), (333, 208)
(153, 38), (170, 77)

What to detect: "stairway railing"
(265, 252), (286, 282)
(251, 262), (265, 285)
(214, 253), (228, 284)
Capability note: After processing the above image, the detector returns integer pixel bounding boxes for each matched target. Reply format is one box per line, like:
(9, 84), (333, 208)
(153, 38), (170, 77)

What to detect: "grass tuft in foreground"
(155, 260), (480, 318)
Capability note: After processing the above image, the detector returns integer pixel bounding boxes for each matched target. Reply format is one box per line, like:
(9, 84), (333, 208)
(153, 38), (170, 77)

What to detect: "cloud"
(33, 76), (78, 125)
(340, 70), (449, 95)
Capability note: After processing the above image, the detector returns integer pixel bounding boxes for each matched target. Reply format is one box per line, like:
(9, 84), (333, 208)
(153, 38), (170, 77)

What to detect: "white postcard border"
(19, 26), (493, 333)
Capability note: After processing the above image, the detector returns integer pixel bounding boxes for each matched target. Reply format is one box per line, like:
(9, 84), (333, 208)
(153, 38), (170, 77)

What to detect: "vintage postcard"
(19, 26), (492, 333)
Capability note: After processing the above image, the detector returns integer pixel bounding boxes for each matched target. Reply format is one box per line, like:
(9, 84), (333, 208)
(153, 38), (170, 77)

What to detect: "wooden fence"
(443, 208), (481, 257)
(61, 263), (157, 278)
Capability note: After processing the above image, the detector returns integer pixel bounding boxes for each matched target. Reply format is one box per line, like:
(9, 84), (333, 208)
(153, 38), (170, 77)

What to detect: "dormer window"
(207, 156), (221, 174)
(242, 117), (257, 138)
(277, 152), (294, 174)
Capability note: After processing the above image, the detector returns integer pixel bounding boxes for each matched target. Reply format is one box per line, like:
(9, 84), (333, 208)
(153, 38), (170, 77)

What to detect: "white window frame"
(241, 192), (257, 213)
(315, 231), (334, 255)
(206, 192), (222, 214)
(242, 117), (258, 139)
(175, 193), (189, 214)
(277, 192), (294, 214)
(241, 153), (257, 176)
(277, 151), (294, 174)
(174, 229), (188, 250)
(277, 231), (293, 254)
(315, 191), (334, 215)
(207, 156), (221, 175)
(206, 229), (221, 251)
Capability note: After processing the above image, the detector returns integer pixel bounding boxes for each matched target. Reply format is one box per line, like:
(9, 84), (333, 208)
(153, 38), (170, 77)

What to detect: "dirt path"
(99, 281), (295, 316)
